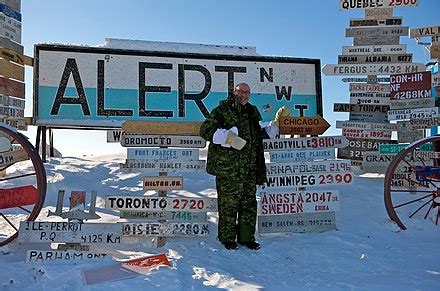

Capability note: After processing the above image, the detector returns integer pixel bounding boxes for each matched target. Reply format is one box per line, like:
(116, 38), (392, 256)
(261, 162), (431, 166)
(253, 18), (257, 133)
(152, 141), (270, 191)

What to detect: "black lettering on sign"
(295, 104), (308, 117)
(214, 66), (246, 99)
(97, 60), (133, 116)
(178, 64), (211, 118)
(51, 58), (91, 116)
(275, 86), (292, 101)
(260, 68), (273, 82)
(138, 62), (173, 117)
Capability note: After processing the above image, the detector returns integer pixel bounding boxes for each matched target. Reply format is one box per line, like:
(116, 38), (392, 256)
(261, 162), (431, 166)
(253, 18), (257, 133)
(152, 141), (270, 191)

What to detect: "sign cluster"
(0, 0), (29, 129)
(258, 135), (351, 234)
(324, 1), (434, 171)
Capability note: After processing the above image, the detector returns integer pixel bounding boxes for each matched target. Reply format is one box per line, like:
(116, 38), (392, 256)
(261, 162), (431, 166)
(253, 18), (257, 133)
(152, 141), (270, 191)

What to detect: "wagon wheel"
(384, 135), (440, 230)
(0, 124), (47, 246)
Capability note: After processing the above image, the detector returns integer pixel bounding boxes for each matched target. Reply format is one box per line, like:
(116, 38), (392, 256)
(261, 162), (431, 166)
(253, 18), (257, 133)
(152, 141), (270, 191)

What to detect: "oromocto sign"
(33, 44), (322, 128)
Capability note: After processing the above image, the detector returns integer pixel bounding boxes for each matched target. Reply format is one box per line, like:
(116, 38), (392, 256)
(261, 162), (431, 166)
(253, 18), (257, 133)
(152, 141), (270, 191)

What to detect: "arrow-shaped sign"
(279, 116), (330, 135)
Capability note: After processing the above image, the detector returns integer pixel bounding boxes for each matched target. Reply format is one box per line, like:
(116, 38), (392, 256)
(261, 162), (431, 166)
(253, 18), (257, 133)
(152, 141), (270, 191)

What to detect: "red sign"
(390, 71), (432, 100)
(0, 76), (25, 98)
(122, 253), (171, 274)
(0, 185), (38, 210)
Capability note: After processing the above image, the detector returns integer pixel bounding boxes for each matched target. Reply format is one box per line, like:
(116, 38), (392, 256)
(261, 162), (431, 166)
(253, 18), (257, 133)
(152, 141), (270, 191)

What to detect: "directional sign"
(279, 116), (330, 135)
(143, 176), (183, 190)
(26, 250), (110, 263)
(341, 44), (406, 55)
(409, 26), (440, 38)
(390, 98), (434, 109)
(0, 185), (37, 209)
(269, 149), (335, 163)
(121, 159), (206, 172)
(342, 77), (390, 83)
(349, 17), (402, 27)
(390, 71), (432, 100)
(265, 160), (351, 176)
(351, 96), (390, 105)
(0, 47), (29, 66)
(18, 221), (123, 244)
(120, 134), (206, 148)
(322, 63), (424, 76)
(336, 120), (397, 131)
(346, 26), (409, 38)
(387, 107), (439, 121)
(0, 13), (21, 43)
(339, 54), (412, 64)
(364, 8), (393, 20)
(263, 136), (348, 151)
(379, 143), (408, 154)
(337, 139), (397, 161)
(0, 76), (24, 98)
(0, 148), (27, 166)
(334, 103), (389, 113)
(0, 95), (25, 108)
(120, 210), (206, 222)
(0, 58), (24, 81)
(0, 36), (22, 54)
(127, 148), (198, 160)
(362, 151), (396, 173)
(122, 121), (202, 135)
(349, 112), (388, 123)
(414, 151), (440, 159)
(350, 92), (390, 98)
(354, 35), (400, 46)
(122, 222), (209, 237)
(342, 128), (391, 140)
(259, 189), (340, 214)
(265, 172), (352, 188)
(349, 83), (391, 93)
(397, 117), (440, 130)
(340, 0), (418, 10)
(258, 212), (336, 234)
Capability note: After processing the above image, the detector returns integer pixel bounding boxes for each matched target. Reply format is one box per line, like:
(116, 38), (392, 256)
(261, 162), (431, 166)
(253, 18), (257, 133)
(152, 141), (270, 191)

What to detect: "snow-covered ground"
(0, 154), (438, 290)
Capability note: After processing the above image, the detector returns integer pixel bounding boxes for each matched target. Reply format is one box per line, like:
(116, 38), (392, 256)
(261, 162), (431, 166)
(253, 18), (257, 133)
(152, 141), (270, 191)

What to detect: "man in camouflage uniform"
(200, 83), (268, 250)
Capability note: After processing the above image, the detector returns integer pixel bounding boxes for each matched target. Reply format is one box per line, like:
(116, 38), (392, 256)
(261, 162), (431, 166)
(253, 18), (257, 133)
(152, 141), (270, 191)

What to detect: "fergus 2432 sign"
(33, 44), (322, 128)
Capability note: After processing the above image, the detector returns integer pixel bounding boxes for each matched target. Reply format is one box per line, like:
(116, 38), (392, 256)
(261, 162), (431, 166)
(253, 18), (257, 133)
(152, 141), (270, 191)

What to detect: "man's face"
(234, 84), (251, 105)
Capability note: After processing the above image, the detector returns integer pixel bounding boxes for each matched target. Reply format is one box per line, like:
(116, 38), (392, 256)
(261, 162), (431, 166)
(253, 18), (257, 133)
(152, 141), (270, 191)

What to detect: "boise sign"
(33, 44), (322, 128)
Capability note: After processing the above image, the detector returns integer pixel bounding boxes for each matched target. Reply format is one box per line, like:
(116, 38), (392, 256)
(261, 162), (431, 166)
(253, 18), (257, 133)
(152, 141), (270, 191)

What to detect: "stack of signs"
(107, 120), (214, 242)
(323, 1), (421, 169)
(257, 135), (352, 234)
(0, 0), (28, 130)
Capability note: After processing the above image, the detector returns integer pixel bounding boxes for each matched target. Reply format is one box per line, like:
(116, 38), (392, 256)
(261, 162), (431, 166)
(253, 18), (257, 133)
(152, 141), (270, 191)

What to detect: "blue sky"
(21, 0), (440, 156)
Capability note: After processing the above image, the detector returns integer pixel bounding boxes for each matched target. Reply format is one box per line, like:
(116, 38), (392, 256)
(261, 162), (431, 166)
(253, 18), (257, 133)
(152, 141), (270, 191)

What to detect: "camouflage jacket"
(200, 99), (268, 185)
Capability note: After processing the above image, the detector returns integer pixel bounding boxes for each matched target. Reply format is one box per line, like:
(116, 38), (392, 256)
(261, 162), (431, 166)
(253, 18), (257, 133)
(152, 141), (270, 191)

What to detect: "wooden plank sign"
(105, 196), (218, 212)
(258, 212), (336, 234)
(0, 47), (30, 66)
(265, 172), (353, 188)
(349, 83), (391, 93)
(350, 92), (389, 98)
(0, 95), (25, 108)
(336, 120), (397, 131)
(0, 185), (37, 209)
(390, 71), (432, 100)
(342, 77), (390, 83)
(143, 176), (183, 190)
(278, 115), (330, 135)
(0, 1), (21, 12)
(120, 134), (206, 148)
(120, 210), (206, 222)
(341, 45), (406, 55)
(263, 136), (348, 151)
(127, 148), (198, 160)
(334, 103), (389, 113)
(259, 189), (340, 215)
(409, 26), (440, 38)
(121, 159), (205, 172)
(322, 63), (424, 76)
(269, 149), (335, 163)
(349, 17), (402, 27)
(0, 148), (28, 166)
(353, 35), (400, 46)
(122, 222), (209, 236)
(0, 36), (22, 54)
(26, 250), (110, 263)
(340, 0), (418, 10)
(342, 128), (391, 140)
(397, 129), (424, 143)
(122, 120), (202, 135)
(414, 151), (440, 159)
(266, 160), (351, 176)
(349, 112), (388, 123)
(397, 117), (440, 130)
(351, 96), (390, 105)
(0, 57), (24, 81)
(0, 13), (21, 43)
(18, 221), (123, 244)
(346, 26), (409, 38)
(338, 54), (412, 64)
(364, 8), (393, 20)
(390, 98), (434, 110)
(0, 76), (24, 97)
(387, 107), (439, 121)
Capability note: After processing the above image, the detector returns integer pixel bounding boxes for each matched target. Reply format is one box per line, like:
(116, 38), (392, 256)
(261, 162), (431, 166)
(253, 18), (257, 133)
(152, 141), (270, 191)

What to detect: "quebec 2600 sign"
(33, 44), (322, 128)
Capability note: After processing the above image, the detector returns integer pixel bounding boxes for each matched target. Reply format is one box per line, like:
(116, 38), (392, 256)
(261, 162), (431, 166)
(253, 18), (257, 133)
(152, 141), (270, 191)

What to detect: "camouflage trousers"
(216, 172), (257, 243)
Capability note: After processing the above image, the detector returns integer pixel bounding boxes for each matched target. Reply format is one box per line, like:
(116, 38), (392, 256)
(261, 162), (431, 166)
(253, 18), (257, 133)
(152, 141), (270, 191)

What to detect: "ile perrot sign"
(33, 44), (322, 128)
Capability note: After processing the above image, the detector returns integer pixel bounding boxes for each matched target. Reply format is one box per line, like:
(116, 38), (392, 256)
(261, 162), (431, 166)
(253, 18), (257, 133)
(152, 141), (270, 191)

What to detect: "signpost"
(353, 36), (399, 46)
(409, 25), (440, 38)
(322, 63), (424, 76)
(349, 112), (388, 123)
(0, 76), (24, 98)
(334, 103), (389, 113)
(342, 77), (390, 83)
(121, 159), (206, 172)
(258, 212), (336, 234)
(120, 211), (206, 222)
(263, 136), (348, 151)
(265, 160), (351, 176)
(349, 17), (402, 27)
(278, 116), (330, 135)
(341, 44), (406, 55)
(127, 148), (198, 160)
(342, 128), (391, 140)
(351, 96), (390, 105)
(390, 71), (432, 100)
(120, 134), (206, 148)
(389, 98), (434, 110)
(143, 176), (183, 191)
(122, 121), (201, 135)
(336, 120), (397, 131)
(265, 172), (352, 188)
(0, 148), (27, 166)
(339, 0), (418, 10)
(269, 149), (335, 163)
(122, 222), (209, 236)
(387, 107), (439, 121)
(339, 54), (411, 64)
(397, 117), (440, 130)
(349, 83), (391, 93)
(346, 26), (409, 38)
(0, 58), (24, 81)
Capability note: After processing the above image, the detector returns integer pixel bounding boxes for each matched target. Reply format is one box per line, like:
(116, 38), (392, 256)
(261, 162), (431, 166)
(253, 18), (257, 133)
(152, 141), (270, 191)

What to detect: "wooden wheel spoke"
(0, 172), (37, 182)
(436, 209), (439, 225)
(0, 213), (18, 231)
(391, 189), (434, 193)
(408, 199), (433, 218)
(394, 193), (433, 209)
(423, 203), (433, 220)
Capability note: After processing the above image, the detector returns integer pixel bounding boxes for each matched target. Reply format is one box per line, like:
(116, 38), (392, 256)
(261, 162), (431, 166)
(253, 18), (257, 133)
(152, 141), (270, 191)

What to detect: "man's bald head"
(233, 83), (251, 105)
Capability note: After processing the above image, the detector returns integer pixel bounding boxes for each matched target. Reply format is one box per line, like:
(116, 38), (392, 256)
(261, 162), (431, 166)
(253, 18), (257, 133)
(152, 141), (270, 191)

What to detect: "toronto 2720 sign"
(33, 44), (323, 128)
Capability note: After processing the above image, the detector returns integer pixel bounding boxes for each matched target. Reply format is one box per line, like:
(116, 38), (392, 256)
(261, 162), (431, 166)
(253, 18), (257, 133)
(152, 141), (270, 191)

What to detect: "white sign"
(265, 172), (353, 188)
(343, 128), (391, 140)
(143, 176), (183, 190)
(0, 95), (25, 108)
(339, 54), (412, 64)
(349, 17), (402, 27)
(258, 212), (336, 234)
(259, 189), (340, 215)
(409, 26), (440, 38)
(350, 92), (390, 98)
(269, 149), (335, 163)
(106, 130), (123, 142)
(105, 196), (218, 212)
(121, 134), (206, 148)
(127, 148), (198, 160)
(266, 160), (351, 176)
(26, 250), (110, 263)
(120, 210), (207, 222)
(350, 96), (390, 105)
(346, 26), (409, 38)
(354, 36), (399, 46)
(387, 107), (439, 121)
(322, 63), (424, 76)
(263, 136), (348, 151)
(349, 83), (391, 93)
(121, 159), (205, 172)
(0, 13), (21, 43)
(389, 98), (434, 110)
(340, 0), (418, 10)
(341, 45), (407, 55)
(122, 222), (209, 236)
(336, 120), (397, 131)
(364, 8), (393, 20)
(342, 77), (390, 82)
(18, 221), (122, 244)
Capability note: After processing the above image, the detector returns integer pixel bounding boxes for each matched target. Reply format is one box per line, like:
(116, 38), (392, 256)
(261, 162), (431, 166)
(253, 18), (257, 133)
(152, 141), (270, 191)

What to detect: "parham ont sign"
(33, 44), (322, 128)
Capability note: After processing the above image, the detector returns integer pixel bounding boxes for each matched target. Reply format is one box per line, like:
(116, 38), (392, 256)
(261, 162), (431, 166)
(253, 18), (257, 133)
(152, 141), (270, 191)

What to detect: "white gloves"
(213, 127), (247, 150)
(259, 121), (279, 139)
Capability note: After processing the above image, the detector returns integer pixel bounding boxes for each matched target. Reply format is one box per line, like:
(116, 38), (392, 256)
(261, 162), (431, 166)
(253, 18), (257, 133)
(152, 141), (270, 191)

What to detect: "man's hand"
(213, 127), (247, 150)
